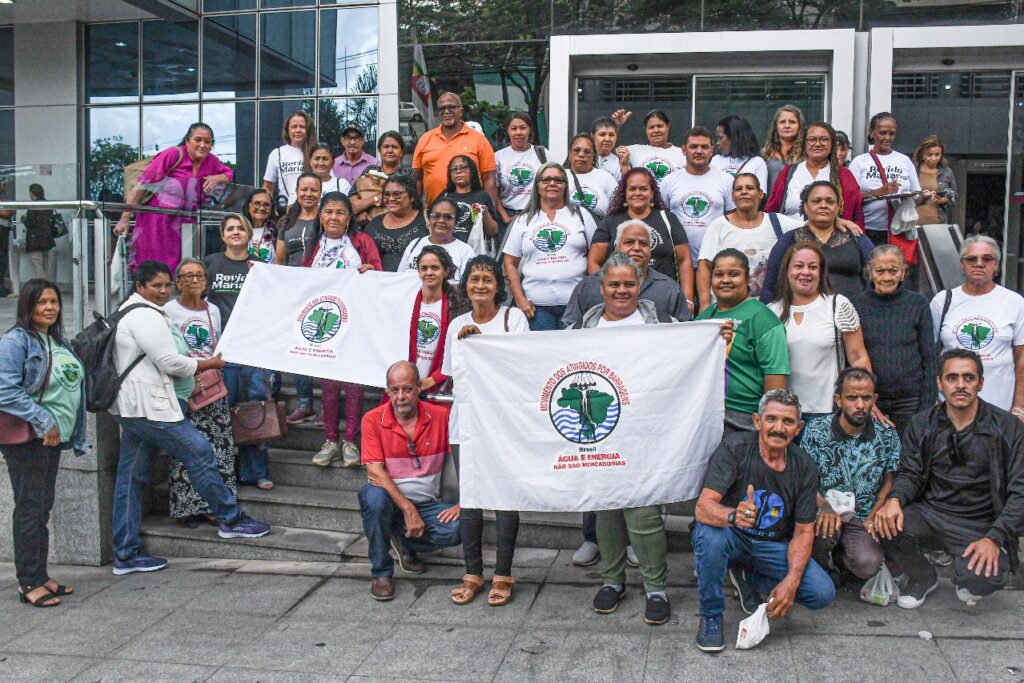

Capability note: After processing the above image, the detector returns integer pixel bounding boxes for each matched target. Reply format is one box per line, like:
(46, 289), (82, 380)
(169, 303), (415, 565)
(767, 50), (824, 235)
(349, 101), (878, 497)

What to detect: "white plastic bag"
(824, 489), (856, 521)
(736, 601), (771, 650)
(466, 206), (495, 258)
(859, 565), (899, 606)
(890, 196), (919, 239)
(110, 235), (127, 295)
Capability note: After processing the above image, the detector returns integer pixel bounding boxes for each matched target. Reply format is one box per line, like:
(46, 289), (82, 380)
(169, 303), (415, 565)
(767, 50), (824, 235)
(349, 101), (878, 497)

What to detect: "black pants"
(461, 508), (520, 576)
(582, 512), (597, 544)
(881, 501), (1010, 597)
(877, 397), (922, 439)
(2, 440), (62, 587)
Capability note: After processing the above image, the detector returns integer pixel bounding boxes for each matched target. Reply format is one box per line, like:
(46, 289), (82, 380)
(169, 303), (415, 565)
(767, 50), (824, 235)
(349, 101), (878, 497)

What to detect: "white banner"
(216, 263), (421, 388)
(454, 321), (726, 512)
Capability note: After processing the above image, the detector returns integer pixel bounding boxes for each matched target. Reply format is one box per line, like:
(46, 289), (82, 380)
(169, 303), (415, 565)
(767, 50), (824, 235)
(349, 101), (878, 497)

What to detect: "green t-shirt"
(37, 337), (84, 441)
(170, 326), (196, 401)
(697, 298), (790, 414)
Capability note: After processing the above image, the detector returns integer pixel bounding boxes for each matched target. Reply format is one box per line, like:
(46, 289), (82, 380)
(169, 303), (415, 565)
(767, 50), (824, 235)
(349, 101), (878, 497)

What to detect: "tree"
(88, 136), (138, 201)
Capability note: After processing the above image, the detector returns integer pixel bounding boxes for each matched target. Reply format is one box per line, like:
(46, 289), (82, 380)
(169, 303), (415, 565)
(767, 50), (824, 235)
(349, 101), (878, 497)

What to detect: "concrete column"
(377, 0), (400, 134)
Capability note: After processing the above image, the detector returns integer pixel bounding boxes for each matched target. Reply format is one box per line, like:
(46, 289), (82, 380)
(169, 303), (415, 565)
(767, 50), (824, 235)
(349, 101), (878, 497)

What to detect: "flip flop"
(451, 574), (486, 605)
(488, 576), (515, 607)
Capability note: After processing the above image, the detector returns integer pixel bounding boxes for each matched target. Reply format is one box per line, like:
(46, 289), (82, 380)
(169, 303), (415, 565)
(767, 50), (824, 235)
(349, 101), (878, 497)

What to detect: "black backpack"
(71, 303), (153, 412)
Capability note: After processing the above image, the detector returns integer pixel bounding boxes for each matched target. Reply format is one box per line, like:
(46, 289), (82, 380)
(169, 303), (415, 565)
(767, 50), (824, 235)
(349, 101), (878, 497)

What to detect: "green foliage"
(88, 136), (138, 200)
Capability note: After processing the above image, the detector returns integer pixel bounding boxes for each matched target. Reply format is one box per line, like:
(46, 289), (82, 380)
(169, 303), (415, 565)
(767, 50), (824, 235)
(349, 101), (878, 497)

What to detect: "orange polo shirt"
(413, 124), (497, 203)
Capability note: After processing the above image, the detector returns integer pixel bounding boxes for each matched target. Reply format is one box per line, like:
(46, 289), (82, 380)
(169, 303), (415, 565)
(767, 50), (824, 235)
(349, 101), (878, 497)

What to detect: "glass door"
(692, 75), (826, 136)
(1005, 72), (1024, 290)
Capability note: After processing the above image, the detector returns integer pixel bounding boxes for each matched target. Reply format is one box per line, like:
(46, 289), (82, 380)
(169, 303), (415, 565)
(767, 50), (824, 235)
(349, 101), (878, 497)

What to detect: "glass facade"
(0, 26), (13, 172)
(83, 2), (379, 200)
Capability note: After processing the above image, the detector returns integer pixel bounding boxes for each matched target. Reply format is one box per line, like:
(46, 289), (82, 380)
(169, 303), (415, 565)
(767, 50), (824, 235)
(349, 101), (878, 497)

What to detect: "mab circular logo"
(681, 191), (712, 219)
(548, 370), (621, 444)
(955, 317), (995, 351)
(417, 311), (442, 346)
(508, 164), (535, 188)
(297, 295), (349, 344)
(644, 158), (672, 181)
(570, 188), (598, 210)
(532, 224), (569, 253)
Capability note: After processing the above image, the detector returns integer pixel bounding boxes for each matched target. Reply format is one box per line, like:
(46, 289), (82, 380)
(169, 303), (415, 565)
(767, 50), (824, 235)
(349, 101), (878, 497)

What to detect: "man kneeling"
(692, 390), (835, 652)
(358, 361), (461, 601)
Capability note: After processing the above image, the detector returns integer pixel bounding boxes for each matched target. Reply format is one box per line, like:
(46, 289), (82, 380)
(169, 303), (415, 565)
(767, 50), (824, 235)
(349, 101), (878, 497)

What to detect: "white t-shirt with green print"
(625, 144), (686, 184)
(568, 167), (619, 219)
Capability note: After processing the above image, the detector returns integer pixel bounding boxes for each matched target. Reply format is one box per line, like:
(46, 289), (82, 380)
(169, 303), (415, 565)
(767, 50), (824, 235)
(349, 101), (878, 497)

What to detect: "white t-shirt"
(263, 144), (306, 207)
(502, 207), (597, 306)
(596, 153), (622, 181)
(660, 167), (736, 266)
(163, 299), (222, 359)
(311, 234), (362, 270)
(320, 176), (353, 197)
(768, 294), (860, 414)
(626, 144), (686, 184)
(415, 299), (444, 381)
(778, 161), (831, 220)
(710, 155), (769, 192)
(442, 306), (531, 443)
(568, 167), (619, 219)
(495, 146), (546, 211)
(699, 212), (801, 298)
(849, 149), (921, 233)
(398, 235), (476, 284)
(931, 285), (1024, 411)
(595, 309), (645, 327)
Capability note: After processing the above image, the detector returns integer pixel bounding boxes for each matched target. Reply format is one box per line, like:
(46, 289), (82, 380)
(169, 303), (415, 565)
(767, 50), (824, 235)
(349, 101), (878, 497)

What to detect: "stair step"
(266, 448), (368, 491)
(141, 518), (361, 562)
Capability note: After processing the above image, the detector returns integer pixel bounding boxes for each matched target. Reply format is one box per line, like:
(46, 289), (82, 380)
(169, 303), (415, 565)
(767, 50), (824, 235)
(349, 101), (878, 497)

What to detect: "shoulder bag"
(187, 307), (228, 412)
(231, 370), (288, 447)
(0, 334), (53, 446)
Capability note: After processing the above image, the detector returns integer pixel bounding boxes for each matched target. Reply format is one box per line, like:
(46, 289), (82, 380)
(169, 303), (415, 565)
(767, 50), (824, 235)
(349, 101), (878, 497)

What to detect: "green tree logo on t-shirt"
(955, 319), (995, 350)
(645, 160), (670, 180)
(682, 192), (712, 219)
(184, 323), (210, 351)
(571, 190), (597, 210)
(509, 165), (534, 188)
(532, 226), (568, 253)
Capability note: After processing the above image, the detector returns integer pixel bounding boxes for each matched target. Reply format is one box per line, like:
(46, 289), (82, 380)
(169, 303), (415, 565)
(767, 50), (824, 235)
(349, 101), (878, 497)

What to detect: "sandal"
(19, 585), (61, 608)
(487, 576), (515, 607)
(451, 574), (486, 605)
(256, 478), (274, 491)
(44, 579), (73, 597)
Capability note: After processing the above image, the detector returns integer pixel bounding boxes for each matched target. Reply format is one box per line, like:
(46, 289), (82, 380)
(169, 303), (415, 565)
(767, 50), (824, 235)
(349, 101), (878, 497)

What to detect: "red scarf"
(409, 289), (451, 384)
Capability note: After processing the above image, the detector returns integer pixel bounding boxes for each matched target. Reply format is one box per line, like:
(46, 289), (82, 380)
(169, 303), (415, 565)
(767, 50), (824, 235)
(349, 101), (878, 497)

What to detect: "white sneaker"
(341, 441), (361, 468)
(312, 440), (340, 467)
(896, 578), (938, 609)
(626, 545), (640, 568)
(572, 541), (600, 566)
(955, 587), (983, 606)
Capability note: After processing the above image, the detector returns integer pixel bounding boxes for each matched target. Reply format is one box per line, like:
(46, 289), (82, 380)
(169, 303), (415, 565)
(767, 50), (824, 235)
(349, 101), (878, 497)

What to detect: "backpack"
(71, 303), (153, 412)
(123, 146), (185, 205)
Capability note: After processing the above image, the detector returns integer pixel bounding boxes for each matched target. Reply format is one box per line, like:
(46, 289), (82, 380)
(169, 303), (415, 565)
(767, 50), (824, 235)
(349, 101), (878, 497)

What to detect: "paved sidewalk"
(1, 552), (1021, 682)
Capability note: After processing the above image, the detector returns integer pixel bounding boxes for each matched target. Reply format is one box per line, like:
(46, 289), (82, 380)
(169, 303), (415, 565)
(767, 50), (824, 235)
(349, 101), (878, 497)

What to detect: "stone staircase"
(140, 379), (696, 564)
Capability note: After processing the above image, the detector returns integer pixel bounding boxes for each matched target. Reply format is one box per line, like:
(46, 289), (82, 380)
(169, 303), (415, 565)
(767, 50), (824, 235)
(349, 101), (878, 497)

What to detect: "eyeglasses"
(176, 273), (206, 281)
(570, 147), (595, 155)
(962, 255), (996, 265)
(449, 165), (469, 172)
(407, 440), (421, 470)
(250, 202), (272, 210)
(429, 211), (456, 222)
(437, 105), (460, 113)
(382, 190), (408, 200)
(539, 176), (566, 185)
(806, 136), (831, 146)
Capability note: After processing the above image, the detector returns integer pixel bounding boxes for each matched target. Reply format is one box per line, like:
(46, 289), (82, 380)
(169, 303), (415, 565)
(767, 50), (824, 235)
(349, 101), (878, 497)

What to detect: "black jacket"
(892, 400), (1024, 568)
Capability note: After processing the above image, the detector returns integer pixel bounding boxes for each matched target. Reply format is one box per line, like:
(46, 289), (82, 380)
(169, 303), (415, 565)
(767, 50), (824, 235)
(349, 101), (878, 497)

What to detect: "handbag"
(0, 333), (53, 446)
(187, 308), (227, 412)
(231, 370), (288, 447)
(50, 211), (68, 239)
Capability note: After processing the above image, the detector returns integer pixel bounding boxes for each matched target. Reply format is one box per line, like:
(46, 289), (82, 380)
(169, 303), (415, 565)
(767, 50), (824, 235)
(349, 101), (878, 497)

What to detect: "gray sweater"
(561, 267), (690, 329)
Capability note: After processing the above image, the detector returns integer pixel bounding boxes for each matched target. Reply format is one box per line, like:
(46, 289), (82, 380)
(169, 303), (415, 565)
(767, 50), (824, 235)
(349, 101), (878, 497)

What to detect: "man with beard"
(800, 368), (900, 582)
(358, 361), (461, 601)
(692, 389), (835, 652)
(874, 349), (1024, 608)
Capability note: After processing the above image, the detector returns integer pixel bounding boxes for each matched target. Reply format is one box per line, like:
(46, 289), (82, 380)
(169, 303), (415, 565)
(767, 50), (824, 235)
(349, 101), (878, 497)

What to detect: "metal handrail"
(0, 199), (238, 221)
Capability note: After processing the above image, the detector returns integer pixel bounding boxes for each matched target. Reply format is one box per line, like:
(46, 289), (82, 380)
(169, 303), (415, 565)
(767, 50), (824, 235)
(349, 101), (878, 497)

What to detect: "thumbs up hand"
(735, 484), (758, 530)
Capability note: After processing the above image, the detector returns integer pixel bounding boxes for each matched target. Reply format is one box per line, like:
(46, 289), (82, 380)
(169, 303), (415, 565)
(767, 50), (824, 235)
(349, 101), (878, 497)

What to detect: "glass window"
(203, 0), (257, 10)
(142, 103), (200, 157)
(260, 11), (316, 97)
(86, 107), (140, 201)
(143, 20), (200, 101)
(318, 97), (377, 158)
(262, 0), (315, 7)
(693, 76), (826, 143)
(203, 13), (257, 99)
(0, 27), (12, 106)
(0, 109), (13, 168)
(577, 78), (692, 147)
(319, 7), (378, 95)
(202, 100), (257, 186)
(85, 23), (140, 104)
(259, 98), (313, 170)
(864, 0), (1019, 29)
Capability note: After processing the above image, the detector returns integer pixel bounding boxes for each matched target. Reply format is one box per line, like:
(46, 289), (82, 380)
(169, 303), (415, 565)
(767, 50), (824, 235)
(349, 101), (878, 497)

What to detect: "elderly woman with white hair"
(931, 235), (1024, 415)
(502, 162), (598, 331)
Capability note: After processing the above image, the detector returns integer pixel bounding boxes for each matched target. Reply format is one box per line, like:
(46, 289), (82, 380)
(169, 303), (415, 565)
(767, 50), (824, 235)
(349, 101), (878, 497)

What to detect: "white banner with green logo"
(216, 263), (421, 388)
(454, 321), (726, 511)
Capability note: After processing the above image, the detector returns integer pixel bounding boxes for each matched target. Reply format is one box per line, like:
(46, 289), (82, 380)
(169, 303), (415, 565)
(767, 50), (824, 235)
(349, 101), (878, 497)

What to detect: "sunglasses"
(539, 176), (566, 185)
(383, 191), (408, 200)
(407, 440), (421, 470)
(962, 255), (996, 265)
(429, 211), (456, 222)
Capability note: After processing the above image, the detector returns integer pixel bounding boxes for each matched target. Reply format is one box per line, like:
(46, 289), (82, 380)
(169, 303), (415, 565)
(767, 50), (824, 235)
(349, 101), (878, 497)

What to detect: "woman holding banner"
(301, 192), (382, 468)
(444, 255), (530, 607)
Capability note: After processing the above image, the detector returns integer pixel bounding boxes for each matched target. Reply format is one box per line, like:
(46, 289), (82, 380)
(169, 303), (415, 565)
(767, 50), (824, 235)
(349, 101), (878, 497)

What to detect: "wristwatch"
(727, 510), (737, 526)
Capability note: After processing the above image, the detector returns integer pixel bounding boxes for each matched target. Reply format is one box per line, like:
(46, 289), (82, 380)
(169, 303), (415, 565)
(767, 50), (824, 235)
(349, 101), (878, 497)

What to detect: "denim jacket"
(0, 325), (90, 454)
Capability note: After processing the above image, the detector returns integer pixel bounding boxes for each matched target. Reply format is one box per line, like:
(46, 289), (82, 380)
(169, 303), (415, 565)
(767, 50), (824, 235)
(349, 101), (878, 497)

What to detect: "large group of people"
(1, 97), (1021, 658)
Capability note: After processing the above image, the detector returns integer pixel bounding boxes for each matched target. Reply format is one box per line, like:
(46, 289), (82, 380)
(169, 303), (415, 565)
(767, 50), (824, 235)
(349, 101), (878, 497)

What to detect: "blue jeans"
(223, 363), (270, 483)
(293, 374), (314, 410)
(692, 522), (835, 618)
(357, 483), (461, 578)
(528, 305), (566, 331)
(113, 412), (242, 561)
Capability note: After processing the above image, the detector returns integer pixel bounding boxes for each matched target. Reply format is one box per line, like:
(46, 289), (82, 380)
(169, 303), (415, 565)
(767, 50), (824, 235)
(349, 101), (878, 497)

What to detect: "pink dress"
(131, 145), (233, 271)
